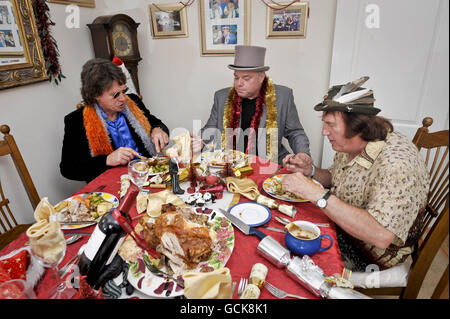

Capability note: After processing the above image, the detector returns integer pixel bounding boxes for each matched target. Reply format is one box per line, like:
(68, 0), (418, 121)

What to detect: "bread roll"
(240, 284), (260, 299)
(249, 263), (268, 288)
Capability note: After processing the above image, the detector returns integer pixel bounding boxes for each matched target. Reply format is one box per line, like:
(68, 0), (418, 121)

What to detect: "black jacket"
(60, 94), (169, 183)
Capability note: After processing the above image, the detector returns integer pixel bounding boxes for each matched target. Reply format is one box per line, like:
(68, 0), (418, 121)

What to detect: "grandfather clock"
(88, 14), (142, 95)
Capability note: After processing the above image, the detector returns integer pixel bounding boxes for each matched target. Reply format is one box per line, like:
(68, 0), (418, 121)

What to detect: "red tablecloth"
(0, 158), (343, 299)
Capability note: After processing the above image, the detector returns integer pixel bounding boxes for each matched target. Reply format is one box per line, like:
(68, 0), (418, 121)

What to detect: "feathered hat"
(314, 76), (381, 115)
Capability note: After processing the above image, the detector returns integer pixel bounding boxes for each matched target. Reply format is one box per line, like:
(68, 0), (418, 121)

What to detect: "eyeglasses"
(112, 87), (128, 99)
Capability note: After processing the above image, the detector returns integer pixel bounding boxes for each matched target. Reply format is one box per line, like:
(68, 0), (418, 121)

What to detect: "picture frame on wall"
(0, 0), (23, 56)
(266, 1), (308, 38)
(149, 3), (188, 39)
(199, 0), (250, 56)
(0, 0), (48, 90)
(47, 0), (95, 7)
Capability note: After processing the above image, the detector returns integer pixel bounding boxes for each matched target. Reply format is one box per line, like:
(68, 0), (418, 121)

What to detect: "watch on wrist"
(317, 190), (331, 209)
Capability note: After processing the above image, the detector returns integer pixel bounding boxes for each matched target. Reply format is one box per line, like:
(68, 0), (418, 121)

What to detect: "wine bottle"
(78, 185), (139, 289)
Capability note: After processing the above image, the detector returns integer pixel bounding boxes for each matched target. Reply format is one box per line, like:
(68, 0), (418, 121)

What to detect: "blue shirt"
(98, 105), (141, 155)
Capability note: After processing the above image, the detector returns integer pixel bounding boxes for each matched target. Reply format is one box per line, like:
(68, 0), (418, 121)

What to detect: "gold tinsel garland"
(222, 77), (278, 162)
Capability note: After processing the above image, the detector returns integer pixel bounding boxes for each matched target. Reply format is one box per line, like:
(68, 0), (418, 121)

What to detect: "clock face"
(111, 23), (134, 57)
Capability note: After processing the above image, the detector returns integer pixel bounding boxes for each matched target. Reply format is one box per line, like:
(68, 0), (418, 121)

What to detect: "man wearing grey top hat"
(197, 45), (311, 165)
(281, 76), (429, 271)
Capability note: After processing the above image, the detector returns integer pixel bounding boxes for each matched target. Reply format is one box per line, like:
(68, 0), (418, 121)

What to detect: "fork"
(237, 278), (248, 297)
(264, 281), (307, 299)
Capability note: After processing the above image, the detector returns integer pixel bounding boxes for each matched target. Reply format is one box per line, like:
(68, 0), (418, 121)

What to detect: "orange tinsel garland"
(83, 96), (152, 157)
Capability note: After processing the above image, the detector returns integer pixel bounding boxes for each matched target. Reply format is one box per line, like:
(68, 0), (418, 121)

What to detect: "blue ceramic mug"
(284, 221), (333, 256)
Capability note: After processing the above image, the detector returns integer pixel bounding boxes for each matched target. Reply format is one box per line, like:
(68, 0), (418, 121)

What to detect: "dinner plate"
(227, 202), (271, 227)
(127, 209), (235, 298)
(200, 150), (248, 168)
(263, 174), (323, 203)
(54, 192), (119, 230)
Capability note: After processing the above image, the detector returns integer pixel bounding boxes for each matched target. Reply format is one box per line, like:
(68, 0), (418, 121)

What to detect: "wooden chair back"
(0, 124), (39, 244)
(412, 117), (449, 236)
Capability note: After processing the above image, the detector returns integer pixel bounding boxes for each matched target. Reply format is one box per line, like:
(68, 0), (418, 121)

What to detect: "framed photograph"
(0, 0), (22, 56)
(0, 0), (47, 90)
(266, 1), (308, 38)
(199, 0), (250, 56)
(47, 0), (95, 7)
(149, 3), (188, 39)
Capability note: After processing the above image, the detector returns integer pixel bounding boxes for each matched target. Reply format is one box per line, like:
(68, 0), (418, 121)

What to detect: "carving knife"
(218, 208), (267, 240)
(219, 208), (292, 268)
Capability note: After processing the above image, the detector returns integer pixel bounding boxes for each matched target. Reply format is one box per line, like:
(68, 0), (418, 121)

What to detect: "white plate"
(127, 209), (235, 298)
(263, 174), (323, 203)
(54, 192), (119, 230)
(228, 202), (271, 227)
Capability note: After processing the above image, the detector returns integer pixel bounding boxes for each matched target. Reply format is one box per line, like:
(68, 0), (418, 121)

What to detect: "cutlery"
(275, 215), (329, 227)
(218, 208), (292, 268)
(93, 185), (106, 192)
(58, 250), (82, 277)
(231, 282), (237, 298)
(264, 281), (307, 299)
(218, 208), (267, 240)
(142, 257), (185, 288)
(237, 278), (248, 298)
(59, 220), (97, 225)
(65, 234), (82, 245)
(63, 232), (92, 236)
(260, 225), (286, 233)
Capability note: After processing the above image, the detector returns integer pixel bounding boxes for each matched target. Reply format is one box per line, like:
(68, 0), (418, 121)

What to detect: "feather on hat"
(314, 76), (381, 115)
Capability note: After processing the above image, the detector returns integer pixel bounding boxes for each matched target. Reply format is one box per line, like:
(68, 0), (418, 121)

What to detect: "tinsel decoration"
(32, 0), (65, 84)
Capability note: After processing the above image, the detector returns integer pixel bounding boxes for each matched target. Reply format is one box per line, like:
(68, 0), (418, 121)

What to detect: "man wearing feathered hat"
(197, 45), (311, 165)
(281, 76), (430, 271)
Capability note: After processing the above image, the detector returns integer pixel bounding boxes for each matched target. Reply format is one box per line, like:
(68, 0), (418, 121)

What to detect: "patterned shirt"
(328, 131), (430, 268)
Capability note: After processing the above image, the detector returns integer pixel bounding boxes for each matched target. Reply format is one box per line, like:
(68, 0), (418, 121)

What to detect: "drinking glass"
(29, 227), (77, 299)
(128, 159), (150, 190)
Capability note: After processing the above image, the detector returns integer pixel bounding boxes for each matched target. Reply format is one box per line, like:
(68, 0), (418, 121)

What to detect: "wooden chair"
(357, 117), (449, 299)
(0, 124), (40, 250)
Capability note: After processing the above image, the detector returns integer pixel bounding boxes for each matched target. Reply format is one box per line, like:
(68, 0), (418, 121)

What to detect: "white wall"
(322, 0), (449, 168)
(0, 0), (337, 224)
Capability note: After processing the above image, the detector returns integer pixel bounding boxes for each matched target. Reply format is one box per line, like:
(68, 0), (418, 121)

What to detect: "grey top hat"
(314, 76), (381, 115)
(228, 45), (270, 72)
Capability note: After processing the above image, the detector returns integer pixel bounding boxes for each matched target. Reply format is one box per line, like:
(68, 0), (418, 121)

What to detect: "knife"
(260, 225), (286, 233)
(218, 208), (267, 240)
(59, 220), (97, 225)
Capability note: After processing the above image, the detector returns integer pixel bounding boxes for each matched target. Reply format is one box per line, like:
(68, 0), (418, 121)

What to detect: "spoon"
(275, 216), (329, 227)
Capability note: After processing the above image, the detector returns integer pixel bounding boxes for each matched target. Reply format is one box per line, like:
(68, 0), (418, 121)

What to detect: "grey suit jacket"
(201, 84), (310, 164)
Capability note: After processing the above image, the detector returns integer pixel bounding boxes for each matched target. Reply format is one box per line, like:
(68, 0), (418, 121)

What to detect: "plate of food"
(201, 149), (247, 168)
(228, 202), (271, 227)
(53, 192), (119, 229)
(263, 174), (323, 203)
(123, 205), (235, 298)
(147, 157), (170, 175)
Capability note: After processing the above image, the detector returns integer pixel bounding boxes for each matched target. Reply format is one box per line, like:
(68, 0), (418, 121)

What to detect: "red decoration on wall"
(32, 0), (65, 85)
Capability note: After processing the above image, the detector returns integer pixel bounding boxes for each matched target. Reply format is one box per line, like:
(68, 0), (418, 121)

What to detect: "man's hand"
(151, 127), (169, 153)
(106, 147), (140, 166)
(283, 152), (313, 175)
(282, 172), (325, 202)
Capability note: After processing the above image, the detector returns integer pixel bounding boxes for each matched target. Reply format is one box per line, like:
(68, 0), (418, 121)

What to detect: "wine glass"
(128, 159), (150, 190)
(29, 226), (77, 299)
